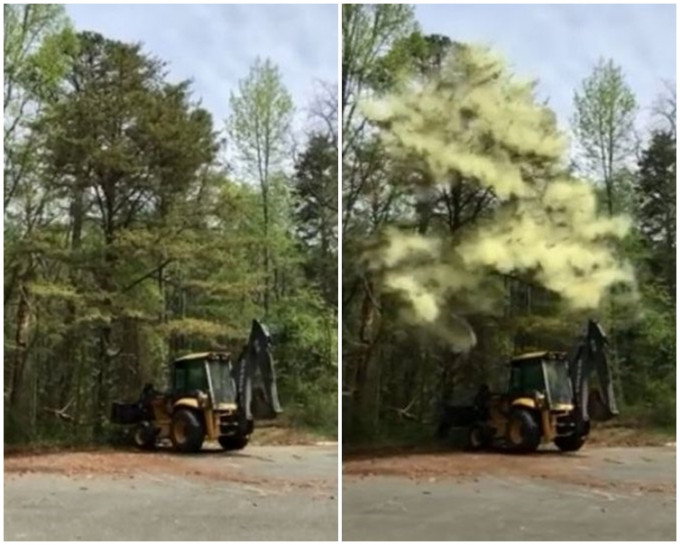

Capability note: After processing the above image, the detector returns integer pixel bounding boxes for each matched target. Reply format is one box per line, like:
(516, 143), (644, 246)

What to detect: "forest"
(4, 5), (338, 444)
(342, 5), (676, 444)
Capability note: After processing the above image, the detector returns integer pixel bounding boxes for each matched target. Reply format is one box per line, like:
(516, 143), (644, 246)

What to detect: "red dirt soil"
(342, 448), (674, 495)
(4, 448), (331, 492)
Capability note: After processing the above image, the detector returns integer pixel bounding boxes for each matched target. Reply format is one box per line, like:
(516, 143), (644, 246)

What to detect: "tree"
(572, 58), (638, 216)
(341, 4), (417, 158)
(652, 80), (676, 138)
(227, 58), (294, 316)
(372, 32), (452, 89)
(4, 5), (77, 432)
(293, 132), (338, 306)
(342, 5), (421, 435)
(634, 129), (676, 299)
(4, 24), (338, 445)
(344, 40), (634, 441)
(4, 5), (77, 207)
(6, 31), (218, 438)
(307, 80), (338, 148)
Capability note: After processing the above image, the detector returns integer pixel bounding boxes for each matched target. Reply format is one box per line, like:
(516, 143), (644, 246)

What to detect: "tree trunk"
(352, 277), (381, 435)
(10, 282), (31, 411)
(262, 183), (270, 317)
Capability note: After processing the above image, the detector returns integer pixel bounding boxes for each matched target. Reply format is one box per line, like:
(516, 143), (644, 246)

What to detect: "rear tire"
(506, 408), (541, 452)
(170, 409), (205, 453)
(218, 435), (249, 451)
(554, 434), (586, 452)
(133, 421), (156, 450)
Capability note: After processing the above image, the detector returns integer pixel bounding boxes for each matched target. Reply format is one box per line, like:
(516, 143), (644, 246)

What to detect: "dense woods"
(4, 5), (338, 443)
(342, 5), (675, 443)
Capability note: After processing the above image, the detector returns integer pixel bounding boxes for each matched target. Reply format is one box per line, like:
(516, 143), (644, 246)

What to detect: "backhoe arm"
(233, 319), (283, 422)
(568, 319), (619, 431)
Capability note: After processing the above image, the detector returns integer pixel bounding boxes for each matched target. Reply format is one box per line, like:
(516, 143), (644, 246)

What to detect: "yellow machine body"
(474, 352), (579, 450)
(145, 394), (239, 442)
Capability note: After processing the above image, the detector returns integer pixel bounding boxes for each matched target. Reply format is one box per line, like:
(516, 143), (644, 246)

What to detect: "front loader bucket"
(438, 404), (478, 437)
(110, 402), (143, 425)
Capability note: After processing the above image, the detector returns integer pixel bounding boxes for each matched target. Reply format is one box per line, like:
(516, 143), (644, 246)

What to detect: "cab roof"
(510, 351), (566, 365)
(173, 351), (230, 364)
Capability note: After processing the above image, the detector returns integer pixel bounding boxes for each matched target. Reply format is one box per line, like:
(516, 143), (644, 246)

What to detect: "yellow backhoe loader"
(111, 320), (282, 452)
(439, 320), (618, 453)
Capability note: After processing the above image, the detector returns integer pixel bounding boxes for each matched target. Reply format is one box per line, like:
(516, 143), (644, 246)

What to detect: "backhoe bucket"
(588, 388), (617, 421)
(589, 321), (618, 421)
(569, 320), (619, 425)
(250, 320), (283, 419)
(234, 320), (283, 421)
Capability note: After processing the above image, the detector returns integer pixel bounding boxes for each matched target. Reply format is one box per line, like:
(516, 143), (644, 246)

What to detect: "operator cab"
(509, 351), (574, 409)
(172, 352), (237, 406)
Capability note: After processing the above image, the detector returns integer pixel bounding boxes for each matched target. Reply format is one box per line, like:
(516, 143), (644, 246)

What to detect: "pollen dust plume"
(362, 44), (635, 349)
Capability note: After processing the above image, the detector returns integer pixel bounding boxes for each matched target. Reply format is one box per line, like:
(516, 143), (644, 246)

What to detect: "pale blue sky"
(65, 4), (675, 144)
(415, 4), (676, 134)
(65, 4), (338, 135)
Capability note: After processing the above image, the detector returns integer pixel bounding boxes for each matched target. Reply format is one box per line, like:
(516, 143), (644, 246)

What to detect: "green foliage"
(372, 32), (452, 89)
(4, 4), (78, 131)
(227, 57), (294, 179)
(293, 132), (338, 305)
(342, 8), (675, 445)
(634, 130), (676, 296)
(342, 4), (417, 154)
(227, 57), (296, 317)
(4, 17), (337, 444)
(342, 4), (418, 95)
(572, 58), (638, 215)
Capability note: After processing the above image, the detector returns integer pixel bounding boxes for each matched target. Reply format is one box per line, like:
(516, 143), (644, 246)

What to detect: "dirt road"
(5, 444), (337, 541)
(343, 446), (675, 541)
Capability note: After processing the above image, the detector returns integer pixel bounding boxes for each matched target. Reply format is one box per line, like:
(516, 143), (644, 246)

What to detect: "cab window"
(173, 363), (186, 392)
(173, 361), (208, 394)
(186, 363), (208, 391)
(509, 361), (545, 394)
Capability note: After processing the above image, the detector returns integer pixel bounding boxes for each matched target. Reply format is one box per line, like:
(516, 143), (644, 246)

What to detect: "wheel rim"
(174, 420), (187, 444)
(134, 428), (144, 446)
(509, 419), (523, 445)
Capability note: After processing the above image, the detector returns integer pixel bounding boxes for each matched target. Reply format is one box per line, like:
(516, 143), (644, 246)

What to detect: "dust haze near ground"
(342, 446), (675, 541)
(4, 444), (338, 541)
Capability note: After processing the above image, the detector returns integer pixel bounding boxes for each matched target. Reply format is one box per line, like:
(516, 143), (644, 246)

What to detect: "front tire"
(554, 434), (586, 452)
(218, 435), (249, 451)
(506, 408), (541, 452)
(170, 409), (205, 453)
(467, 424), (491, 451)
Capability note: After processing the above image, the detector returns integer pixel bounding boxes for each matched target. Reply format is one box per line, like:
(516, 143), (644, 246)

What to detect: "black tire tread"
(554, 433), (586, 452)
(507, 408), (541, 452)
(171, 409), (205, 453)
(218, 435), (249, 451)
(133, 421), (156, 450)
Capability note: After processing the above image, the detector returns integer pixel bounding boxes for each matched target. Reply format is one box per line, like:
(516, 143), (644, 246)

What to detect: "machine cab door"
(509, 359), (546, 397)
(172, 360), (209, 399)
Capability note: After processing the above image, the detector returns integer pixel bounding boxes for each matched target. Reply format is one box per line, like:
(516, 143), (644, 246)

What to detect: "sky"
(65, 4), (338, 137)
(415, 4), (676, 134)
(64, 4), (675, 145)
